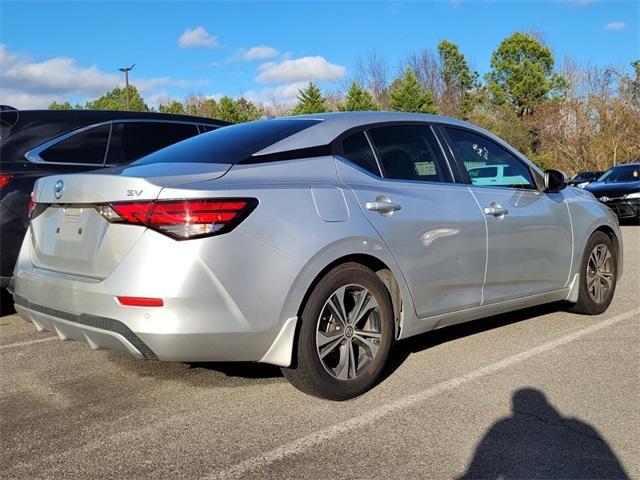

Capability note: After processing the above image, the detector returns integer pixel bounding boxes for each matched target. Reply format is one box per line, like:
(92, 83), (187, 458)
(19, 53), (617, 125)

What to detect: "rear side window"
(106, 122), (199, 164)
(39, 124), (110, 165)
(368, 125), (450, 182)
(133, 119), (321, 165)
(340, 131), (380, 176)
(444, 127), (535, 189)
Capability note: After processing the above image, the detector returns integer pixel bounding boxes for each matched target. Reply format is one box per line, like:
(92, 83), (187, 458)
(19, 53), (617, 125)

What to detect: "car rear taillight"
(97, 198), (258, 240)
(28, 191), (36, 218)
(0, 174), (13, 189)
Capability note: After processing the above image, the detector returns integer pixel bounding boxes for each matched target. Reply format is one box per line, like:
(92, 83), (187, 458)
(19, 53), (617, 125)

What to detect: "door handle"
(366, 196), (402, 216)
(484, 202), (509, 218)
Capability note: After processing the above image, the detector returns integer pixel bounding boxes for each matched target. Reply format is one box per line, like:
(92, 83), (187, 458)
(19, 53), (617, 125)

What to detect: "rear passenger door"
(105, 121), (199, 165)
(336, 123), (487, 320)
(441, 126), (572, 302)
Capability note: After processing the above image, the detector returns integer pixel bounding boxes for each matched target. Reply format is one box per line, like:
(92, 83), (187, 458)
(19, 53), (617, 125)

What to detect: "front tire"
(282, 263), (394, 400)
(568, 231), (618, 315)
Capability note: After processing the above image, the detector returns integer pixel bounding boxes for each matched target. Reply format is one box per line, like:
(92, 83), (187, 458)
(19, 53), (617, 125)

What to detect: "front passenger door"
(442, 126), (572, 303)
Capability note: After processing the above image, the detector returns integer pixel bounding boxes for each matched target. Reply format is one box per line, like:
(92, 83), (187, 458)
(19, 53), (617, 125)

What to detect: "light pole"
(118, 64), (135, 110)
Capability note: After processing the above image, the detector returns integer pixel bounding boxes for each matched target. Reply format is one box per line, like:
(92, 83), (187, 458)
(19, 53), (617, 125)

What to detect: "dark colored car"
(0, 107), (228, 290)
(567, 170), (604, 187)
(586, 163), (640, 221)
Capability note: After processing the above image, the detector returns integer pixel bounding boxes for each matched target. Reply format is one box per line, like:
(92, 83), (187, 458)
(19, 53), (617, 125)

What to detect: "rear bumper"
(12, 226), (304, 364)
(14, 296), (155, 359)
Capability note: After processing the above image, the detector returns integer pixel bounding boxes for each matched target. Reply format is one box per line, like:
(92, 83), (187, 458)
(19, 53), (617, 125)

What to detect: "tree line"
(49, 32), (639, 173)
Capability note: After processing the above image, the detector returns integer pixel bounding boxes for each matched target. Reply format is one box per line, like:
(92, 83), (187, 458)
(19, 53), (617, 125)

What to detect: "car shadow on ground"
(158, 302), (568, 385)
(1, 289), (16, 316)
(380, 302), (564, 384)
(457, 387), (630, 479)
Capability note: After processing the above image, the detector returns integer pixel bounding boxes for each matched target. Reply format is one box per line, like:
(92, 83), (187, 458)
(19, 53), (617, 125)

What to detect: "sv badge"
(126, 189), (143, 197)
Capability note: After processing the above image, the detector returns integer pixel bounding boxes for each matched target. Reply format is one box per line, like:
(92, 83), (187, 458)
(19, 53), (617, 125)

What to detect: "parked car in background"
(567, 170), (605, 188)
(0, 107), (228, 291)
(467, 164), (531, 187)
(12, 112), (622, 400)
(586, 163), (640, 221)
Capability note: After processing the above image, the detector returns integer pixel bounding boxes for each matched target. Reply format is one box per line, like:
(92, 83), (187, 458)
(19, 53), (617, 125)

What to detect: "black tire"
(567, 231), (618, 315)
(282, 262), (394, 400)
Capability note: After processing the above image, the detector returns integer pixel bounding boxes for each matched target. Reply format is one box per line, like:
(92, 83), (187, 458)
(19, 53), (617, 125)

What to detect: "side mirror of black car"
(544, 169), (568, 193)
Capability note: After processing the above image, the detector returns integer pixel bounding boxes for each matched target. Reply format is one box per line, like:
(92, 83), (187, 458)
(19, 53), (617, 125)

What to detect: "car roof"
(253, 111), (543, 176)
(8, 109), (229, 126)
(0, 109), (230, 160)
(256, 112), (505, 154)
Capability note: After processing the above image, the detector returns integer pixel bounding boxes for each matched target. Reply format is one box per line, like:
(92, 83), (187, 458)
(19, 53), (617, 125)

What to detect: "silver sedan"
(12, 112), (622, 400)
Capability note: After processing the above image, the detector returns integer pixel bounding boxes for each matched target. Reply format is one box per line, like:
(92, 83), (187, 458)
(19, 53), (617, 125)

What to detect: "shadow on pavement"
(458, 388), (629, 479)
(382, 302), (563, 382)
(189, 303), (564, 382)
(1, 289), (16, 316)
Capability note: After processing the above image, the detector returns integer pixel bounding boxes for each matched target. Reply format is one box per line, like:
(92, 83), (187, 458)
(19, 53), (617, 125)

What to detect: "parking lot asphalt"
(1, 226), (638, 479)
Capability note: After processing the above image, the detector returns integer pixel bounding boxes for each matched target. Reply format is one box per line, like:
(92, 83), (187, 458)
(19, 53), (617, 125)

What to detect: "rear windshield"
(133, 119), (321, 165)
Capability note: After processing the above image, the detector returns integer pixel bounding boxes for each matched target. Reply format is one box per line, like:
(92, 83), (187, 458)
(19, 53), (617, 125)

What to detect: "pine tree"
(48, 101), (74, 110)
(291, 83), (327, 115)
(389, 69), (437, 114)
(158, 100), (185, 114)
(215, 96), (241, 123)
(437, 40), (479, 117)
(234, 97), (263, 122)
(85, 85), (148, 111)
(339, 82), (379, 111)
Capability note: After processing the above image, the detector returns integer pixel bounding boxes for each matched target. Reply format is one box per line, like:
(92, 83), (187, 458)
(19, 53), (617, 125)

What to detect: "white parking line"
(0, 336), (56, 351)
(206, 308), (640, 480)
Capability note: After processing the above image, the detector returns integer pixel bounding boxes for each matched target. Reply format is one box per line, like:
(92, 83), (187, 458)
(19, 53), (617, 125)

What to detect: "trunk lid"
(29, 162), (231, 278)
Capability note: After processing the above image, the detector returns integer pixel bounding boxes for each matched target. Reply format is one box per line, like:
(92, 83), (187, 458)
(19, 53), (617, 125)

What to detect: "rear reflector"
(117, 296), (164, 307)
(0, 174), (13, 189)
(97, 198), (258, 240)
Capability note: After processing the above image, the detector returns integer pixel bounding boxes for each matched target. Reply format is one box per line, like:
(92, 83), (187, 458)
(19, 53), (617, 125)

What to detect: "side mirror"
(544, 169), (567, 193)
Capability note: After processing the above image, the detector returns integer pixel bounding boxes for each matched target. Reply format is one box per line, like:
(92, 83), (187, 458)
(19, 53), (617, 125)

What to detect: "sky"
(0, 0), (638, 109)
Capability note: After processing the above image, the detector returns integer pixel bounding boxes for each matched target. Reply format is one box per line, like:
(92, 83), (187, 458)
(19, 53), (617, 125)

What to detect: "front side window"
(368, 125), (449, 183)
(107, 122), (199, 164)
(444, 127), (535, 189)
(39, 124), (110, 164)
(340, 131), (380, 176)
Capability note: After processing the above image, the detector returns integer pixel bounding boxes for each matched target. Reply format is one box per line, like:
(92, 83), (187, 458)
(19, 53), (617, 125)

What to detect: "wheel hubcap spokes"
(316, 285), (382, 380)
(586, 244), (614, 304)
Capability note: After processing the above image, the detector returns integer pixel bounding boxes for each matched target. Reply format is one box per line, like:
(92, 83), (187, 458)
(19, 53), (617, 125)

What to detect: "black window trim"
(332, 128), (384, 178)
(332, 120), (457, 185)
(25, 119), (203, 167)
(438, 124), (543, 192)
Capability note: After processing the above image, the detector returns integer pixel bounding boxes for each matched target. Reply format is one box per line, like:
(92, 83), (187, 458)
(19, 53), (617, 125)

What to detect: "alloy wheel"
(316, 284), (383, 380)
(586, 244), (614, 304)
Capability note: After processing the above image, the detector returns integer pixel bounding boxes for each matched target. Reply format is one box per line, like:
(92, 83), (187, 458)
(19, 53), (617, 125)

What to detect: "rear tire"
(568, 231), (618, 315)
(282, 262), (394, 400)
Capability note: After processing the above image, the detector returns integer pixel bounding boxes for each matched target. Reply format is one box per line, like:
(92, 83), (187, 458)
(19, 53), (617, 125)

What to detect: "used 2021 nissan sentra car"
(12, 112), (622, 400)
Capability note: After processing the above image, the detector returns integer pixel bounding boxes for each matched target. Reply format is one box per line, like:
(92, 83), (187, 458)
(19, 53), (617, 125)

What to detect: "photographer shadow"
(459, 388), (629, 479)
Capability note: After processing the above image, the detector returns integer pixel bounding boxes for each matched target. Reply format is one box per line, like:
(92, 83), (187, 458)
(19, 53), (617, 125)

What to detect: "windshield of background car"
(597, 165), (640, 183)
(132, 119), (321, 165)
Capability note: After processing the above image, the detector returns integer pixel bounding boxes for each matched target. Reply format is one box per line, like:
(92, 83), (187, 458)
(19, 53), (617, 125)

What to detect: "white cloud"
(255, 56), (346, 84)
(243, 81), (310, 105)
(243, 45), (279, 61)
(178, 26), (218, 48)
(0, 44), (207, 109)
(603, 21), (626, 31)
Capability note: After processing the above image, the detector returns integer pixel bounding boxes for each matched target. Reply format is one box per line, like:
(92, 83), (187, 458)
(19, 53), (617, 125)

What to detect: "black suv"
(0, 108), (228, 291)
